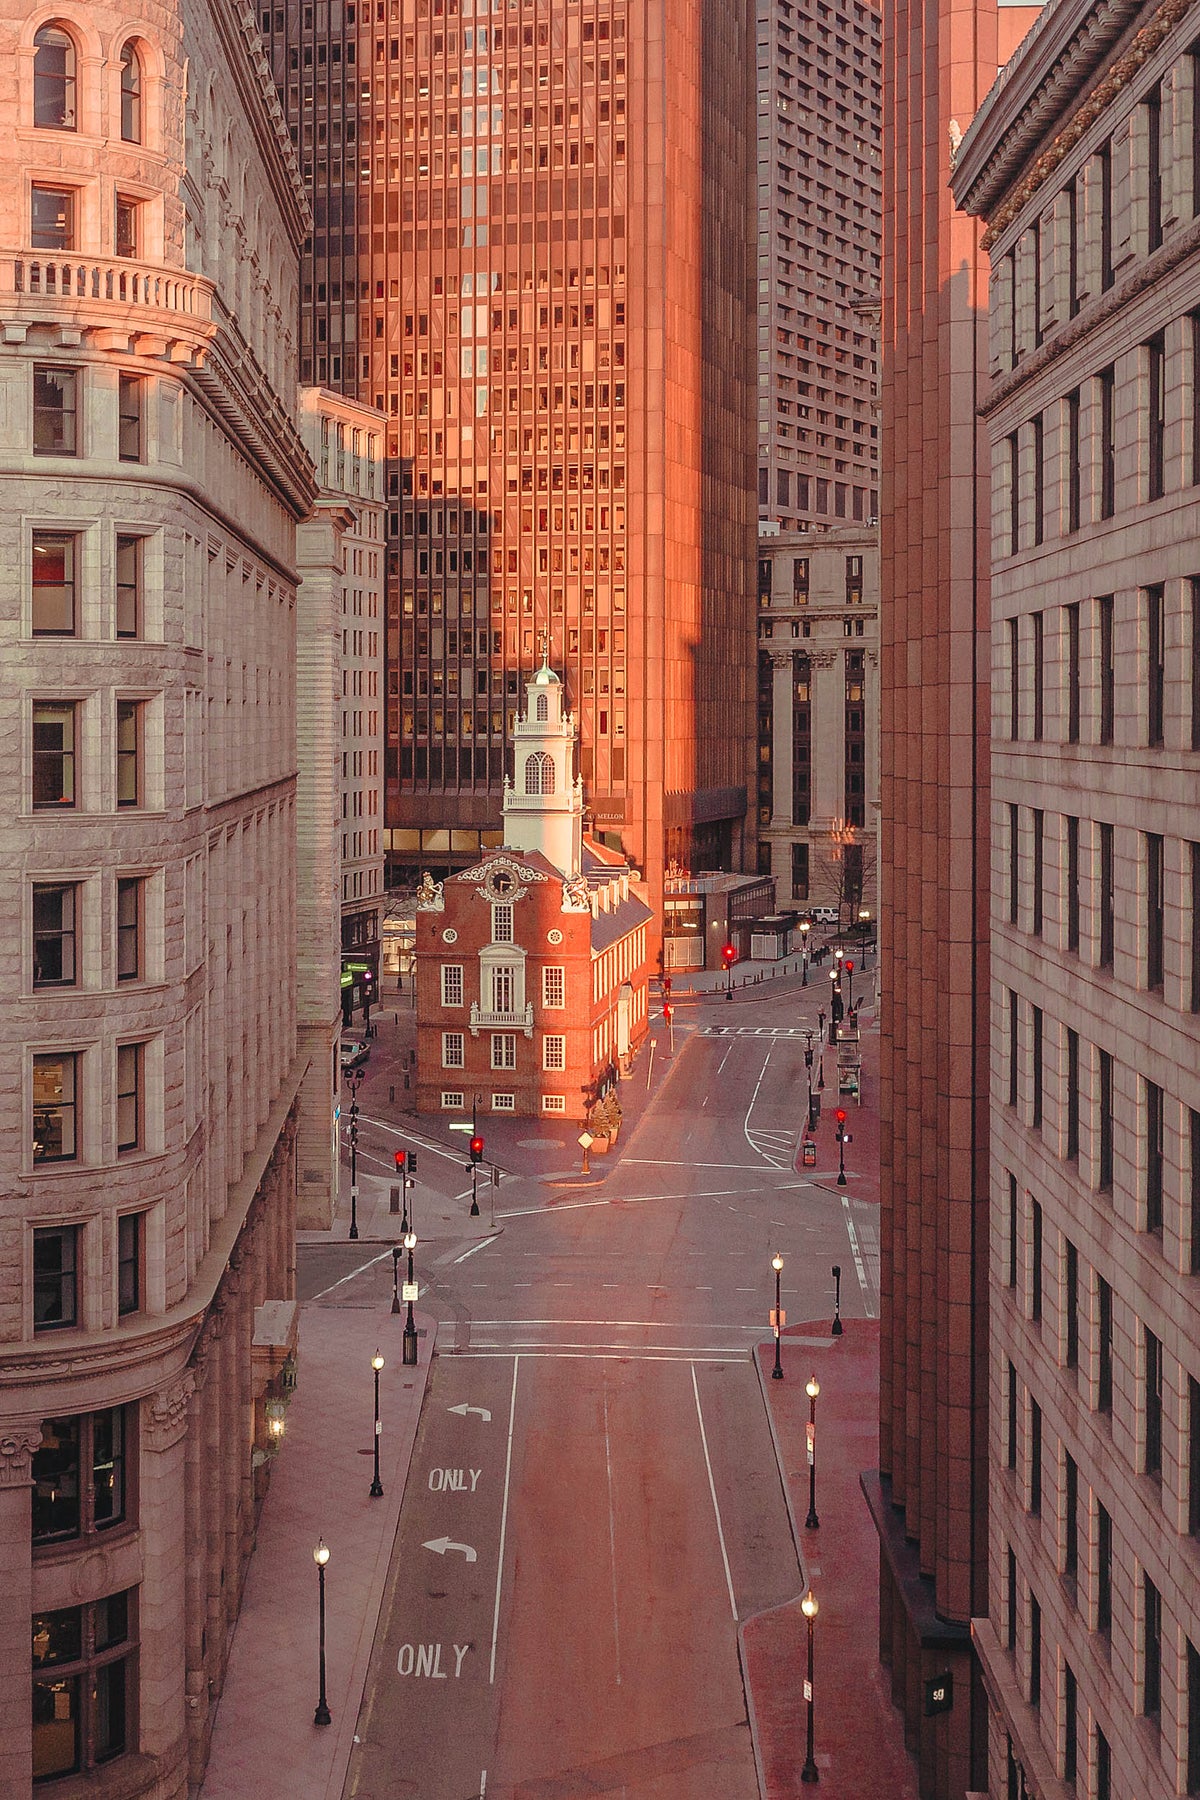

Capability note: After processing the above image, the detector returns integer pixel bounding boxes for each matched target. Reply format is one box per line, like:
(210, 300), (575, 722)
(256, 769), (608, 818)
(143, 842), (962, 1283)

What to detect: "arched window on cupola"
(119, 41), (143, 144)
(536, 693), (548, 721)
(524, 751), (555, 795)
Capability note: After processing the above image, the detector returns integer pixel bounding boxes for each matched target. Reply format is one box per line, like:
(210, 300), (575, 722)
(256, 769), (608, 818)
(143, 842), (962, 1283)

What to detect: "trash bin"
(802, 1140), (817, 1167)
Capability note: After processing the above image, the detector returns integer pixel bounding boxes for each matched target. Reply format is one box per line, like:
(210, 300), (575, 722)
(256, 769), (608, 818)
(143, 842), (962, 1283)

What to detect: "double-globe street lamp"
(345, 1064), (364, 1241)
(369, 1351), (385, 1498)
(801, 1587), (820, 1783)
(402, 1230), (419, 1366)
(771, 1253), (784, 1380)
(798, 917), (811, 984)
(804, 1375), (820, 1530)
(313, 1539), (332, 1726)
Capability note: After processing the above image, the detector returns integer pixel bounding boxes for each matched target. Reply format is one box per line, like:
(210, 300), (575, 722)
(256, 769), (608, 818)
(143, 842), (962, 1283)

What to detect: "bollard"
(389, 1184), (401, 1215)
(404, 1072), (410, 1089)
(389, 1085), (395, 1104)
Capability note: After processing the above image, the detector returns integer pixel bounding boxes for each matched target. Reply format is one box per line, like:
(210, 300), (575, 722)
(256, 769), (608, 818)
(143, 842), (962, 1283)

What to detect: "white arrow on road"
(447, 1403), (492, 1422)
(424, 1537), (478, 1562)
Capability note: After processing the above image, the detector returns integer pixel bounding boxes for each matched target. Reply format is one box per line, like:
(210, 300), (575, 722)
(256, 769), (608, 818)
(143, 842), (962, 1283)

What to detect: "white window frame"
(441, 1090), (465, 1109)
(542, 1093), (565, 1113)
(492, 901), (513, 943)
(491, 1092), (515, 1111)
(441, 963), (464, 1007)
(543, 1034), (566, 1071)
(442, 1031), (465, 1069)
(491, 1032), (516, 1070)
(542, 965), (565, 1008)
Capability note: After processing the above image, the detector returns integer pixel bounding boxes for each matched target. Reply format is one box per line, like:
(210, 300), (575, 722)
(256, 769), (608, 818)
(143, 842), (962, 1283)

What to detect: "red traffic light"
(469, 1135), (484, 1164)
(844, 960), (854, 974)
(394, 1150), (406, 1172)
(663, 1002), (673, 1021)
(722, 943), (736, 966)
(835, 1109), (847, 1125)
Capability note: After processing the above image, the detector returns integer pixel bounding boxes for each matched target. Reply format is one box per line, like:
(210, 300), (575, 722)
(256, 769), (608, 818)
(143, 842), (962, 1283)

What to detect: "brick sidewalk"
(742, 1322), (918, 1800)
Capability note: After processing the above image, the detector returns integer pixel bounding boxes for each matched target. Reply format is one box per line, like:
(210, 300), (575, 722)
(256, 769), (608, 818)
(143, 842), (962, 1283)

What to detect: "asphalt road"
(309, 970), (880, 1800)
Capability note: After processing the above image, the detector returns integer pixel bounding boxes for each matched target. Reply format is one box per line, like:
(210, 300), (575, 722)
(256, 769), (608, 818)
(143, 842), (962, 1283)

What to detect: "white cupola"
(502, 651), (584, 876)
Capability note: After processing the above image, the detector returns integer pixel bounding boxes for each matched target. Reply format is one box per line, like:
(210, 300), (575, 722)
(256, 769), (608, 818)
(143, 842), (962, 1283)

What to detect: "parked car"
(340, 1036), (370, 1072)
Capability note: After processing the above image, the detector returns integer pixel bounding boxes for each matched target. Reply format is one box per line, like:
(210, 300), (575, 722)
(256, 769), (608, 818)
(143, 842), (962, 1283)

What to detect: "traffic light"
(469, 1134), (484, 1165)
(722, 943), (736, 969)
(662, 1002), (673, 1022)
(844, 960), (854, 976)
(835, 1108), (847, 1136)
(394, 1149), (406, 1174)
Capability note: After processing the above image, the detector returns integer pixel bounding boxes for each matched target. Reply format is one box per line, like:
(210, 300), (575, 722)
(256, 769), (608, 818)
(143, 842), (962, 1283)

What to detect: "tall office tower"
(869, 0), (1039, 1794)
(755, 0), (882, 535)
(261, 0), (759, 915)
(956, 5), (1200, 1795)
(0, 4), (317, 1793)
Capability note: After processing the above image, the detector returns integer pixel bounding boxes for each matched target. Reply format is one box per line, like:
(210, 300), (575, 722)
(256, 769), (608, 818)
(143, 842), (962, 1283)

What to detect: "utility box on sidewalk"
(802, 1141), (817, 1167)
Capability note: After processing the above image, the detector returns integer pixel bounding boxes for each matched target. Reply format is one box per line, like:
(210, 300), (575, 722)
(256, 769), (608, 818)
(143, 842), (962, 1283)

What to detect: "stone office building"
(0, 4), (319, 1794)
(755, 527), (879, 919)
(955, 3), (1200, 1796)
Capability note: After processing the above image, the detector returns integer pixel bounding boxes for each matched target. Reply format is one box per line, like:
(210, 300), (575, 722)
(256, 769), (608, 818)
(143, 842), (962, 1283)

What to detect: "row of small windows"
(443, 1030), (565, 1069)
(34, 22), (143, 142)
(1004, 584), (1200, 753)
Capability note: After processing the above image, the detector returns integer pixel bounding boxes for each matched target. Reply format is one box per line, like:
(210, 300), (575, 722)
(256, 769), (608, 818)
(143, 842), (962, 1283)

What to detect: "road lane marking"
(842, 1192), (876, 1316)
(715, 1042), (735, 1077)
(622, 1159), (795, 1171)
(449, 1349), (738, 1363)
(447, 1403), (492, 1421)
(691, 1363), (738, 1620)
(465, 1317), (766, 1329)
(602, 1379), (622, 1687)
(454, 1237), (498, 1264)
(309, 1248), (394, 1300)
(489, 1356), (520, 1684)
(423, 1536), (477, 1561)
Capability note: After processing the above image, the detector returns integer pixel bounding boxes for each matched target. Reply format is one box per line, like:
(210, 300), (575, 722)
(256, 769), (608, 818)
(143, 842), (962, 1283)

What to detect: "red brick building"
(415, 662), (650, 1120)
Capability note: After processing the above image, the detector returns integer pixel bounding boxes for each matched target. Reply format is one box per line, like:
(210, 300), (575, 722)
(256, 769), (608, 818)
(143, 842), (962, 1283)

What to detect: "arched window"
(119, 42), (142, 143)
(524, 752), (555, 795)
(34, 23), (76, 130)
(536, 693), (548, 721)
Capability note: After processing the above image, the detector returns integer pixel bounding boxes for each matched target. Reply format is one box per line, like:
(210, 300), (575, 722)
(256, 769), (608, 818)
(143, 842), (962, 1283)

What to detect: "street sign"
(925, 1673), (953, 1716)
(770, 1309), (786, 1329)
(803, 1680), (813, 1703)
(448, 1122), (473, 1132)
(402, 1282), (419, 1302)
(578, 1131), (595, 1149)
(806, 1421), (815, 1465)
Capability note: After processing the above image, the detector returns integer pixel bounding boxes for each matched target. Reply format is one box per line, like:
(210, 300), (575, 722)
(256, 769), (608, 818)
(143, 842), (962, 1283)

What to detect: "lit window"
(33, 25), (76, 130)
(32, 1591), (136, 1779)
(33, 702), (77, 808)
(31, 184), (75, 249)
(32, 531), (78, 632)
(32, 1409), (130, 1542)
(33, 1055), (78, 1164)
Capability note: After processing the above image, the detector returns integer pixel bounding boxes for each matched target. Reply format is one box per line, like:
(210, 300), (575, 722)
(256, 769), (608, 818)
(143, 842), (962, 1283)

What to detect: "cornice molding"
(207, 0), (312, 249)
(978, 208), (1200, 418)
(957, 0), (1192, 247)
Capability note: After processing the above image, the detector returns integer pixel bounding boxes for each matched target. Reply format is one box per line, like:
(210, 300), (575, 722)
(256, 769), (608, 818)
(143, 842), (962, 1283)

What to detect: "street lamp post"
(345, 1065), (364, 1241)
(799, 919), (810, 984)
(831, 1263), (843, 1336)
(771, 1253), (784, 1380)
(805, 1375), (820, 1529)
(402, 1230), (418, 1366)
(804, 1031), (815, 1129)
(801, 1588), (819, 1782)
(369, 1351), (384, 1498)
(390, 1245), (402, 1314)
(313, 1540), (332, 1726)
(844, 959), (855, 1014)
(835, 1108), (848, 1187)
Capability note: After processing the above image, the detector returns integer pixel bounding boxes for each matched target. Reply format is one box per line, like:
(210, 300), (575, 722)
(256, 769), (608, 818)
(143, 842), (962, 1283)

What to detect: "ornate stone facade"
(755, 527), (879, 921)
(0, 3), (313, 1793)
